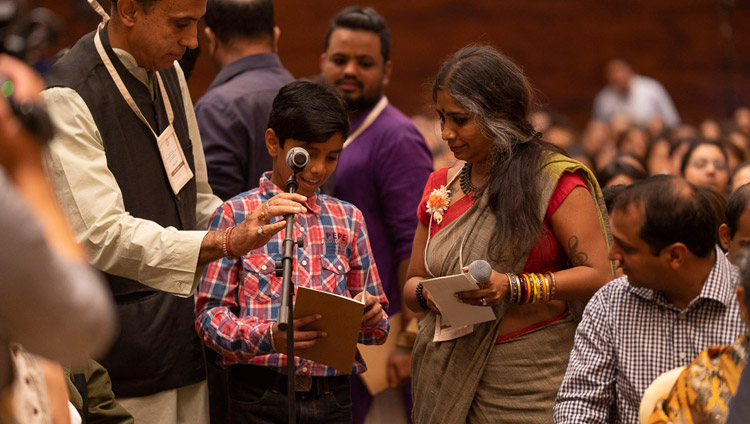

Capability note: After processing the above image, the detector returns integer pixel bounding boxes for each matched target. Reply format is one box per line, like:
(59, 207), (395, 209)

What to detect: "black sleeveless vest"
(46, 27), (205, 397)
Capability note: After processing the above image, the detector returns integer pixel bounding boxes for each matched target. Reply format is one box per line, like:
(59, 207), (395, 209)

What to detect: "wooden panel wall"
(26, 0), (750, 129)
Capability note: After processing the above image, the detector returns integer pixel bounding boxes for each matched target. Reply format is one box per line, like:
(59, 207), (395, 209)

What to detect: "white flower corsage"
(426, 185), (451, 224)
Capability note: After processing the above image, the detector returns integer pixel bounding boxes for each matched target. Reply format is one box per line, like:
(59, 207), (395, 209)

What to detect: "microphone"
(286, 147), (310, 173)
(468, 260), (492, 287)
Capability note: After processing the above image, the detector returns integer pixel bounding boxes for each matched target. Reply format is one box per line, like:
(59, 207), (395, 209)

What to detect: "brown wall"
(30, 0), (750, 129)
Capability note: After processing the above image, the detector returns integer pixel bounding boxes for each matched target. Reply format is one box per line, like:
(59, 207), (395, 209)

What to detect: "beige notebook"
(293, 286), (365, 373)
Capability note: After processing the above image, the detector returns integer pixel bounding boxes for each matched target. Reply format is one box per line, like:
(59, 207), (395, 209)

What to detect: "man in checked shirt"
(195, 80), (389, 424)
(554, 175), (744, 424)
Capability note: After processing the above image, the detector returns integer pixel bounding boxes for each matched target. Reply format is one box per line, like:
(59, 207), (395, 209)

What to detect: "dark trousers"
(227, 365), (352, 424)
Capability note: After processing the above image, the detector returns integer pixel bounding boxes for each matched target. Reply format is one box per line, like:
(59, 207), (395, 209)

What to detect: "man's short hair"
(323, 6), (391, 62)
(726, 184), (750, 238)
(112, 0), (159, 13)
(613, 175), (717, 257)
(205, 0), (275, 45)
(268, 81), (349, 147)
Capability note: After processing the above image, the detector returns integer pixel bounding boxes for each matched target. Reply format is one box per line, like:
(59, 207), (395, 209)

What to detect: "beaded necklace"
(459, 162), (486, 197)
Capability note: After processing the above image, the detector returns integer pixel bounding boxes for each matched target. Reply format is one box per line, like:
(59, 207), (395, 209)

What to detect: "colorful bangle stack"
(416, 282), (428, 310)
(506, 272), (556, 304)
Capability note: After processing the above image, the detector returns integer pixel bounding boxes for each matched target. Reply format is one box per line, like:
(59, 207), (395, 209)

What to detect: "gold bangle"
(547, 272), (557, 300)
(221, 227), (230, 258)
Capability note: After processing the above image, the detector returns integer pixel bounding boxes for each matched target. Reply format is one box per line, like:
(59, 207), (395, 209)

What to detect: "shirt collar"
(258, 172), (322, 215)
(112, 47), (156, 97)
(627, 245), (736, 310)
(208, 53), (284, 91)
(349, 95), (385, 131)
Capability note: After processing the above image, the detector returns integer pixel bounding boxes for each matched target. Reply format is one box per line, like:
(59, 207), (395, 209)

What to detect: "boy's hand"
(354, 291), (383, 328)
(271, 314), (326, 353)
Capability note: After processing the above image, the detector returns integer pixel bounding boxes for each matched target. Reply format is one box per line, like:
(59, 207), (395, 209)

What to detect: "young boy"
(195, 81), (389, 423)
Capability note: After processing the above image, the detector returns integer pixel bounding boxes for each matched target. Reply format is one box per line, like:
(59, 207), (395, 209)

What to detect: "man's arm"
(554, 290), (618, 424)
(43, 87), (304, 296)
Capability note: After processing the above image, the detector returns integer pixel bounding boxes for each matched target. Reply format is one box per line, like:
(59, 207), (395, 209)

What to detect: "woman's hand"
(455, 270), (509, 307)
(421, 286), (441, 315)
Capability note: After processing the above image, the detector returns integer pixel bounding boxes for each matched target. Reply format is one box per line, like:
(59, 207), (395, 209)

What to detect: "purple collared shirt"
(333, 99), (433, 315)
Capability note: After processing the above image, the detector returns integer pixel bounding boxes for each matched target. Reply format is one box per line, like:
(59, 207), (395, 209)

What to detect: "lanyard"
(342, 96), (388, 149)
(93, 29), (174, 139)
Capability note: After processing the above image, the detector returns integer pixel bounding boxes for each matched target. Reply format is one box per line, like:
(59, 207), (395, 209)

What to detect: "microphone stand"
(275, 172), (304, 424)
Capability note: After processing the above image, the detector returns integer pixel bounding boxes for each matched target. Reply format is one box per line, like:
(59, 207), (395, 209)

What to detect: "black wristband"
(416, 282), (428, 310)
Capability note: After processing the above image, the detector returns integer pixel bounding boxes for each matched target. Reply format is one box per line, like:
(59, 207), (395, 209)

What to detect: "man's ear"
(663, 243), (688, 270)
(265, 128), (280, 158)
(116, 0), (138, 27)
(382, 60), (392, 86)
(719, 223), (732, 252)
(272, 26), (281, 53)
(204, 27), (217, 55)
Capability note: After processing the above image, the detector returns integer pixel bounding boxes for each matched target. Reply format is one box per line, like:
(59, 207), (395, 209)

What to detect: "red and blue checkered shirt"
(195, 173), (389, 376)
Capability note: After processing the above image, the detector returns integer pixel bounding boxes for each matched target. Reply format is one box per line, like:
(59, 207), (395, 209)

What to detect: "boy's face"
(266, 130), (344, 198)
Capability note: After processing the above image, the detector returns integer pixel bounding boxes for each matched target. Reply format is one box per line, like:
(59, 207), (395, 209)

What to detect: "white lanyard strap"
(88, 0), (109, 22)
(93, 28), (174, 140)
(343, 96), (388, 149)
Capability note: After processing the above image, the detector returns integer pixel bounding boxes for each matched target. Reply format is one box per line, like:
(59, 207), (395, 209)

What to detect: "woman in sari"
(403, 45), (613, 423)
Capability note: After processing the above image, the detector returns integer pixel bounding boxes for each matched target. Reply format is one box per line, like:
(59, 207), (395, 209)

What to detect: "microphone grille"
(469, 260), (492, 284)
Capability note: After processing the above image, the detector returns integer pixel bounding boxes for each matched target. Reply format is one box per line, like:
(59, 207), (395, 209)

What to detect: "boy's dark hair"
(613, 175), (717, 257)
(725, 184), (750, 238)
(268, 81), (349, 147)
(205, 0), (274, 45)
(324, 6), (391, 62)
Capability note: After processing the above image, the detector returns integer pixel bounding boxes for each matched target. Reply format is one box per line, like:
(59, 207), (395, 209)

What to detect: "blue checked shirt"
(195, 173), (389, 376)
(554, 247), (744, 424)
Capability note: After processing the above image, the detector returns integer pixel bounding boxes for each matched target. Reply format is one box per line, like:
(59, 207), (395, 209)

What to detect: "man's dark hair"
(725, 184), (750, 238)
(597, 154), (648, 188)
(111, 0), (159, 13)
(323, 6), (390, 62)
(268, 81), (349, 147)
(613, 175), (717, 257)
(205, 0), (274, 45)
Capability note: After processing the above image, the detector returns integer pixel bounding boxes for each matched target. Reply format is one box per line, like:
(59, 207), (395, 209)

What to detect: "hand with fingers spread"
(230, 192), (308, 253)
(454, 270), (510, 307)
(354, 291), (385, 328)
(270, 313), (327, 354)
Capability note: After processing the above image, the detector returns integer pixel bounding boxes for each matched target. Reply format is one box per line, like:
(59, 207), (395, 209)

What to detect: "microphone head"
(468, 260), (492, 285)
(286, 147), (310, 172)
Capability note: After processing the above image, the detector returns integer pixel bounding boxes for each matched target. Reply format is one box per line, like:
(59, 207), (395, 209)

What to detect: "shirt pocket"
(320, 254), (351, 295)
(241, 254), (280, 304)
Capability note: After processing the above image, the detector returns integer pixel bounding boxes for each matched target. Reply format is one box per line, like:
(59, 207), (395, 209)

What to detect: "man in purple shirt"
(196, 0), (294, 201)
(320, 6), (433, 423)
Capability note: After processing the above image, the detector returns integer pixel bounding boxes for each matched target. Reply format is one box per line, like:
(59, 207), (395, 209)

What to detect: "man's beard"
(344, 92), (381, 113)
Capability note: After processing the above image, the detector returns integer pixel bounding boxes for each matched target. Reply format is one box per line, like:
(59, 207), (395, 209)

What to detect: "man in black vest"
(42, 0), (306, 422)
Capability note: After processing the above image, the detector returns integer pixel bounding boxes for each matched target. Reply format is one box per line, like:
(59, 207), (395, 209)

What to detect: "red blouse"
(418, 167), (587, 273)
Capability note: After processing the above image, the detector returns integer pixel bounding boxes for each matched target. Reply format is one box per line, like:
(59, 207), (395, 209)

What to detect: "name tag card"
(157, 125), (193, 195)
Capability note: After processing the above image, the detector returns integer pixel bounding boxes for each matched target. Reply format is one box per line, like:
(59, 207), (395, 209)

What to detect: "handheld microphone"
(286, 147), (310, 173)
(468, 260), (492, 287)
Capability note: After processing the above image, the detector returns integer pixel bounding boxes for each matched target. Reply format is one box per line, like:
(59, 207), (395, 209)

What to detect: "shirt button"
(337, 265), (343, 270)
(679, 352), (687, 359)
(300, 227), (305, 232)
(261, 265), (267, 271)
(302, 367), (308, 373)
(301, 260), (308, 266)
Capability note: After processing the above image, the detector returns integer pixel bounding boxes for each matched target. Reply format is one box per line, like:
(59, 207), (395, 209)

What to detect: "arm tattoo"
(568, 235), (589, 266)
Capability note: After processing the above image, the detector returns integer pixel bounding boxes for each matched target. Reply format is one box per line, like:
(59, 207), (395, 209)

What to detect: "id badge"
(156, 125), (193, 195)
